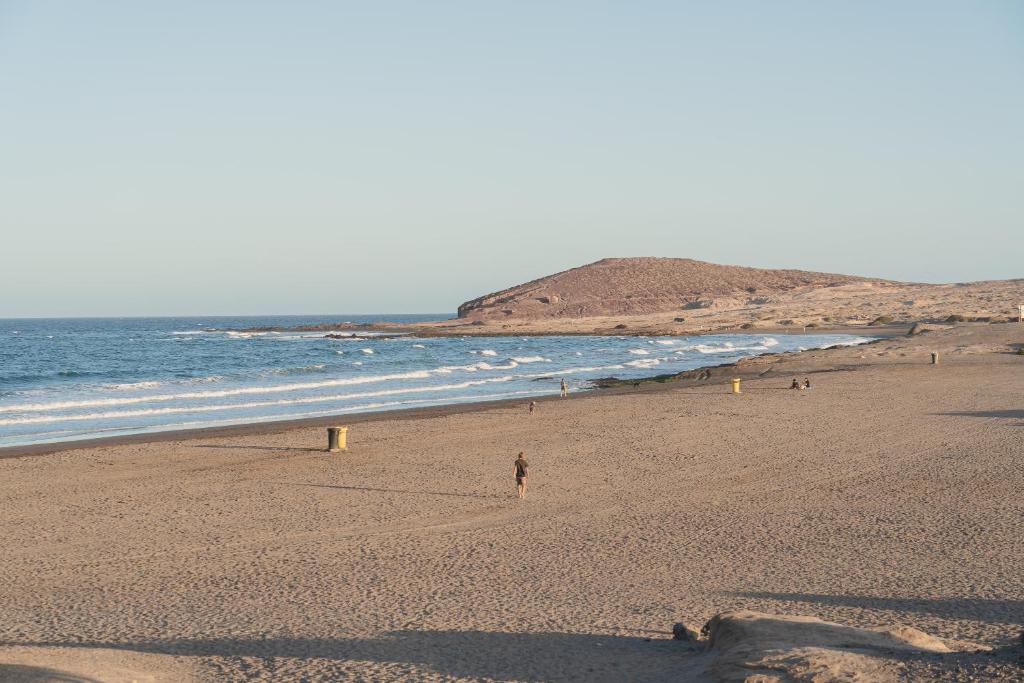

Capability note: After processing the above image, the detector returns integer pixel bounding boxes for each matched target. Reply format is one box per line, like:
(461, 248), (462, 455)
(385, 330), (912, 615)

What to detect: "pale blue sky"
(1, 2), (1021, 316)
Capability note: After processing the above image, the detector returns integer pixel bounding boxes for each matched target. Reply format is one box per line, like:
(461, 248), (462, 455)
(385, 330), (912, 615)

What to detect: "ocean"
(0, 316), (872, 448)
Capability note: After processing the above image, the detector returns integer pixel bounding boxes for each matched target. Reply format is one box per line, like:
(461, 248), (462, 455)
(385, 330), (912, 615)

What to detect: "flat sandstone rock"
(0, 646), (198, 683)
(697, 610), (970, 682)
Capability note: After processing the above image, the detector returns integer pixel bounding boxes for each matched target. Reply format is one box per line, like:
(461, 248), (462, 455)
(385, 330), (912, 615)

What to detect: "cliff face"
(457, 257), (893, 320)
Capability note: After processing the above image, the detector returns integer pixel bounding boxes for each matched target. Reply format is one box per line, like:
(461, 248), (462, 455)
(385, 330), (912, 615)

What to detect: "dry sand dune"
(1, 324), (1022, 681)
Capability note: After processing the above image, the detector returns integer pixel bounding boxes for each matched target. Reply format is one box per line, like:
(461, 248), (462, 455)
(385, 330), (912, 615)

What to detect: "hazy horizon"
(2, 253), (1015, 321)
(2, 2), (1021, 317)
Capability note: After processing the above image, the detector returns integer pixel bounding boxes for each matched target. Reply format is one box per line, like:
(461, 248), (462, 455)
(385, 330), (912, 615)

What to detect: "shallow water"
(0, 316), (872, 447)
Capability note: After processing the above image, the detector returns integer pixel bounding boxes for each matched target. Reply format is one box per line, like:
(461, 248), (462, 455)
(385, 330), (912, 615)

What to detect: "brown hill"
(457, 257), (895, 320)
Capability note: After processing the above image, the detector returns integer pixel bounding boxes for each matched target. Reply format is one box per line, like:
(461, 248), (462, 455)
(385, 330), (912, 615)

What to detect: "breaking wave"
(0, 376), (519, 426)
(0, 326), (874, 447)
(101, 381), (165, 391)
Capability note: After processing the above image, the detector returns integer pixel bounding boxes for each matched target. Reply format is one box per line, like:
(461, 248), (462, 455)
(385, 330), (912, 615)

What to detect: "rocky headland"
(234, 257), (1023, 338)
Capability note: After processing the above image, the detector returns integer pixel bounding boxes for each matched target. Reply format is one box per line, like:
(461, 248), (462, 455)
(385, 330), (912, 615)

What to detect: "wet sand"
(1, 324), (1022, 681)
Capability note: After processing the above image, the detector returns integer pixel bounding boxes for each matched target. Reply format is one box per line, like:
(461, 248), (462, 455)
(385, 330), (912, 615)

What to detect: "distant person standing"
(529, 400), (537, 414)
(560, 379), (568, 397)
(514, 452), (529, 498)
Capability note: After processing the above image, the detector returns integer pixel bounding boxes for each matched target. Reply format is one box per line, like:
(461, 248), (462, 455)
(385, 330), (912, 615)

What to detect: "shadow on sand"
(935, 409), (1024, 419)
(276, 482), (508, 500)
(0, 665), (101, 683)
(192, 444), (323, 453)
(933, 409), (1024, 426)
(0, 632), (687, 682)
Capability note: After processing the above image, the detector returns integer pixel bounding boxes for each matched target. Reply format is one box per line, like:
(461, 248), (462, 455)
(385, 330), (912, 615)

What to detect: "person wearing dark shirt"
(514, 452), (529, 499)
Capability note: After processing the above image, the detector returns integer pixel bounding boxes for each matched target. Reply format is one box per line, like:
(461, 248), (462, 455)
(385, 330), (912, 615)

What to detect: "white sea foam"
(519, 364), (626, 378)
(0, 376), (518, 426)
(761, 337), (780, 347)
(434, 362), (496, 374)
(412, 344), (426, 349)
(475, 361), (519, 371)
(101, 381), (165, 391)
(628, 349), (650, 355)
(173, 329), (389, 340)
(187, 375), (225, 384)
(625, 358), (661, 368)
(352, 361), (363, 365)
(266, 364), (326, 375)
(655, 340), (677, 345)
(0, 369), (440, 414)
(678, 344), (769, 354)
(510, 356), (549, 363)
(152, 389), (542, 430)
(824, 336), (874, 347)
(360, 348), (374, 354)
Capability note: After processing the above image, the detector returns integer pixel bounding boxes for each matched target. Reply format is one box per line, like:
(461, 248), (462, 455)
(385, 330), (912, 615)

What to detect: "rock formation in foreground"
(675, 610), (1007, 682)
(457, 257), (894, 320)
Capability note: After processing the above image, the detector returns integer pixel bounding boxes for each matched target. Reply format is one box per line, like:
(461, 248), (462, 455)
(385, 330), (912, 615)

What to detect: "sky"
(1, 2), (1021, 316)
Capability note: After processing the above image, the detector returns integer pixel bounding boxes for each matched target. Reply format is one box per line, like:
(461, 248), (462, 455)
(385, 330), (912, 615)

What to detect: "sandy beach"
(1, 323), (1022, 681)
(6, 0), (1022, 678)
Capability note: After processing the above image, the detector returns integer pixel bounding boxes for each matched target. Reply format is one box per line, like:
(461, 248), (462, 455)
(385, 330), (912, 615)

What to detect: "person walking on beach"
(514, 452), (529, 498)
(529, 400), (536, 414)
(560, 379), (568, 398)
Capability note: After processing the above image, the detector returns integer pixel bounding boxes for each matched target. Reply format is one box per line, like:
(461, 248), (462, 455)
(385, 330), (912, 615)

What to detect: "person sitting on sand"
(560, 379), (568, 397)
(791, 378), (801, 390)
(514, 452), (529, 498)
(803, 378), (811, 390)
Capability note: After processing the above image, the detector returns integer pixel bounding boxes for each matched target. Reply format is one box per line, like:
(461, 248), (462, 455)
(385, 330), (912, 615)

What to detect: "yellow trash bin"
(327, 426), (348, 452)
(731, 378), (741, 394)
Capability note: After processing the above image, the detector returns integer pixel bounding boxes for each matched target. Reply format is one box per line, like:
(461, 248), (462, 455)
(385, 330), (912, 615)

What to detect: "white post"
(1018, 305), (1023, 323)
